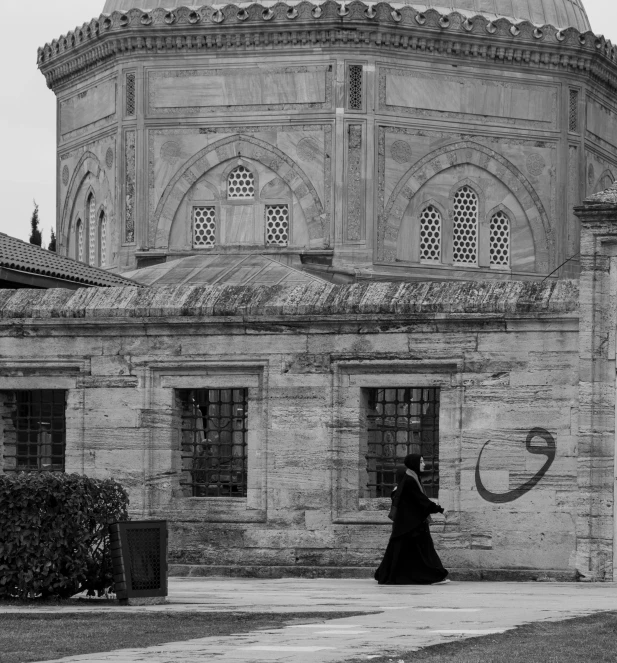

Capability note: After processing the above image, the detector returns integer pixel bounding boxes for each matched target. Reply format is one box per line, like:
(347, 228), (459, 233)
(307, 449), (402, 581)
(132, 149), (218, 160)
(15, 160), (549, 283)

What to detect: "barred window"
(1, 390), (67, 473)
(88, 195), (96, 266)
(569, 89), (579, 132)
(126, 72), (136, 116)
(227, 166), (255, 199)
(76, 219), (84, 262)
(265, 204), (289, 246)
(452, 185), (478, 265)
(364, 388), (439, 498)
(178, 389), (248, 498)
(98, 212), (107, 267)
(419, 205), (442, 263)
(489, 210), (510, 267)
(193, 207), (217, 247)
(348, 64), (363, 111)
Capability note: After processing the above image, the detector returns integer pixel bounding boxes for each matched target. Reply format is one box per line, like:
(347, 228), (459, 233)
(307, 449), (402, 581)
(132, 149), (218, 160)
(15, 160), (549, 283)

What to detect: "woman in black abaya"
(374, 453), (449, 585)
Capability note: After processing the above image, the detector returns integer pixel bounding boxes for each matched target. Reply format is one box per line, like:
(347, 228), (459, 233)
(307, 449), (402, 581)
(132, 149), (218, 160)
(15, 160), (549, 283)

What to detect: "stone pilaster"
(574, 183), (617, 580)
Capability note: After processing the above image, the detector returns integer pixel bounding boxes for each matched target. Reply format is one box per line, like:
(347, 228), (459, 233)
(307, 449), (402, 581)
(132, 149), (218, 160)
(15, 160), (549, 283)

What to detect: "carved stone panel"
(125, 130), (136, 244)
(380, 67), (557, 129)
(586, 95), (617, 150)
(148, 66), (333, 115)
(60, 79), (117, 139)
(345, 125), (363, 242)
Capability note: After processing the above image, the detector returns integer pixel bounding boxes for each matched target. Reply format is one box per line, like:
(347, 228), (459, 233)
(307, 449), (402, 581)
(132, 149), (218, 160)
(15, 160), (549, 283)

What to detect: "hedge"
(0, 473), (129, 599)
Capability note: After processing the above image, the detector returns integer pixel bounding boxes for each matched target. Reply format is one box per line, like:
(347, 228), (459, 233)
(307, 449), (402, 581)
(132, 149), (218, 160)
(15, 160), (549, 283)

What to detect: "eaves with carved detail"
(38, 1), (617, 93)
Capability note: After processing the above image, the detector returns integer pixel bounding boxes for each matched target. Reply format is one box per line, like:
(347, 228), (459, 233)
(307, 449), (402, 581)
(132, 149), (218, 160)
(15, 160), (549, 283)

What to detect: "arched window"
(419, 205), (442, 263)
(489, 210), (510, 268)
(452, 185), (478, 265)
(227, 166), (255, 199)
(98, 211), (107, 267)
(66, 220), (72, 259)
(76, 219), (84, 262)
(87, 195), (96, 266)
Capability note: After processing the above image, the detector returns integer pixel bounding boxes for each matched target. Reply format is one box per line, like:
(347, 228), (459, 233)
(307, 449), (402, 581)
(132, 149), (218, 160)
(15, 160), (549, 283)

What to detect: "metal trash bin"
(109, 520), (168, 603)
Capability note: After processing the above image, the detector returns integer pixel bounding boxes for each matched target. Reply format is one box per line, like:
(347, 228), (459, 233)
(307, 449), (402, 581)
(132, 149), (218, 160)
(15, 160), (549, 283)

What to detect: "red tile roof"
(0, 232), (140, 288)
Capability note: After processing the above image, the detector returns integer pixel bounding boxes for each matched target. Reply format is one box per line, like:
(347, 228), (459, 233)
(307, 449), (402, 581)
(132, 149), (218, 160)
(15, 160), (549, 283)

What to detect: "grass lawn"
(3, 610), (617, 663)
(0, 611), (367, 663)
(348, 611), (617, 663)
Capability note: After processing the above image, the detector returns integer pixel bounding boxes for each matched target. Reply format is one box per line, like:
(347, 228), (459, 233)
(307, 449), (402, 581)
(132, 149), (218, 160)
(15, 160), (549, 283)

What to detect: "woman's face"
(420, 457), (426, 472)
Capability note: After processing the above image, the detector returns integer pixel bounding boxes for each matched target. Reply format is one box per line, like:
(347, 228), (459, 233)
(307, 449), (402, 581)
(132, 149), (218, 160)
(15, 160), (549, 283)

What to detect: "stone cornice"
(38, 1), (617, 93)
(0, 280), (578, 320)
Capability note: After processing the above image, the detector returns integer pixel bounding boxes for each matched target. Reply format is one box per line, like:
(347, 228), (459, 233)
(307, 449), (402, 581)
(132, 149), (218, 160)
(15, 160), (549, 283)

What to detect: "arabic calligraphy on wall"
(475, 427), (556, 504)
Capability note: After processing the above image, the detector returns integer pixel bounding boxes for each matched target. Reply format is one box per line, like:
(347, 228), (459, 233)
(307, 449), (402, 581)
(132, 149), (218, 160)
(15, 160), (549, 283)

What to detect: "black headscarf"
(404, 453), (422, 476)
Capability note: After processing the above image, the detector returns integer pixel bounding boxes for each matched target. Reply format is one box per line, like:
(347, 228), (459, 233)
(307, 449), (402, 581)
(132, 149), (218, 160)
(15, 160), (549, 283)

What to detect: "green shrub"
(0, 473), (129, 599)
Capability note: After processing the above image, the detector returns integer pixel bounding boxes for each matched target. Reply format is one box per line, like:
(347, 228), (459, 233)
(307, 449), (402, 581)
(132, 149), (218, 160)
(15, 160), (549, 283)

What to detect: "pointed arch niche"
(153, 135), (328, 250)
(168, 155), (310, 250)
(380, 142), (551, 274)
(61, 151), (115, 265)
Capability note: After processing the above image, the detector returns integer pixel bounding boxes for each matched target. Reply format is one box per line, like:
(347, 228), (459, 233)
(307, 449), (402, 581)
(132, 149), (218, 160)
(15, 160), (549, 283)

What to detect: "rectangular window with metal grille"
(348, 64), (363, 110)
(1, 390), (67, 473)
(177, 389), (248, 497)
(364, 388), (439, 498)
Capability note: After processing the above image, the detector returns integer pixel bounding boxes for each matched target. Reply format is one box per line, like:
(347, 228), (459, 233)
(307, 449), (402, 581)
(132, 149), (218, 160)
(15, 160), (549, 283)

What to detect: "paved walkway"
(6, 578), (617, 662)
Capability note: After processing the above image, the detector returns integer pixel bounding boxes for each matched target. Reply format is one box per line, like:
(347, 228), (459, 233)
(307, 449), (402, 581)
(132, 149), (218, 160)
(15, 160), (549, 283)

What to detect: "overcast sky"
(1, 0), (616, 246)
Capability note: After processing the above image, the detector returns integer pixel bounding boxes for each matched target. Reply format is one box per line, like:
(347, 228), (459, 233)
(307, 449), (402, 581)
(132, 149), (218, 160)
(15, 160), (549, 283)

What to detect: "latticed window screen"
(99, 213), (107, 267)
(2, 390), (67, 473)
(569, 89), (579, 132)
(193, 207), (217, 247)
(265, 205), (290, 246)
(365, 388), (440, 498)
(419, 205), (442, 262)
(452, 186), (479, 265)
(227, 166), (255, 199)
(178, 389), (248, 497)
(88, 196), (96, 266)
(126, 72), (136, 116)
(348, 64), (363, 110)
(490, 210), (510, 267)
(77, 220), (84, 262)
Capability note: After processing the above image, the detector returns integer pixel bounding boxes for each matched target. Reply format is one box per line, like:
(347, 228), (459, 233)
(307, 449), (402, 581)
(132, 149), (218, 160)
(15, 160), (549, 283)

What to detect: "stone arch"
(61, 152), (102, 251)
(378, 141), (552, 272)
(594, 168), (616, 194)
(152, 135), (328, 249)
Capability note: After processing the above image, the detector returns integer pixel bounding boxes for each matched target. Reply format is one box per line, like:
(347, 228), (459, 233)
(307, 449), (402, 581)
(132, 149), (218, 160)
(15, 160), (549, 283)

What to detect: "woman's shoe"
(431, 579), (451, 585)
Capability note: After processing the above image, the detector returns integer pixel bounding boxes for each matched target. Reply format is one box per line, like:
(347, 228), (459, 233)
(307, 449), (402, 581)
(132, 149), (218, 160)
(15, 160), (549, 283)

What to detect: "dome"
(102, 0), (592, 33)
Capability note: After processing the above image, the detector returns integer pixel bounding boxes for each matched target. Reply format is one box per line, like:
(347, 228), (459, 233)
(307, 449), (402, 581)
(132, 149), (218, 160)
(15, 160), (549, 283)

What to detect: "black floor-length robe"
(374, 474), (448, 585)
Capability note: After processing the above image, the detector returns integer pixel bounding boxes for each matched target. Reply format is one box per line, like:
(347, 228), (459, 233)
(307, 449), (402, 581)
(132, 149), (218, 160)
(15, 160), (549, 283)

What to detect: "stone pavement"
(5, 578), (617, 662)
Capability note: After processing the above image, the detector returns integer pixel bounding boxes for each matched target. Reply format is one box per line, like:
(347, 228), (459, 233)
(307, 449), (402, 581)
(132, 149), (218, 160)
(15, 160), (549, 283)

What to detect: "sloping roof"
(0, 280), (578, 320)
(121, 254), (326, 287)
(0, 233), (140, 288)
(101, 0), (591, 32)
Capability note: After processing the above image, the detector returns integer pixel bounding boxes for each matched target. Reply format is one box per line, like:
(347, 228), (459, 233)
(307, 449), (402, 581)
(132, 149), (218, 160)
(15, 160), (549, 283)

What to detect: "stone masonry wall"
(0, 281), (586, 579)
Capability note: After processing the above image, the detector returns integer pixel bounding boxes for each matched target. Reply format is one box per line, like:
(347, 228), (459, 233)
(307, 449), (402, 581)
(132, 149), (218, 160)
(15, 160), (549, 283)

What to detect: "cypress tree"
(29, 201), (42, 247)
(48, 229), (57, 253)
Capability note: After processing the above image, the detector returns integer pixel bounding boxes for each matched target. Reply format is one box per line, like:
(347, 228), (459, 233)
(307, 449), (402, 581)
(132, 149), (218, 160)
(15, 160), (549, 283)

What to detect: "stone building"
(1, 0), (614, 581)
(38, 0), (617, 284)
